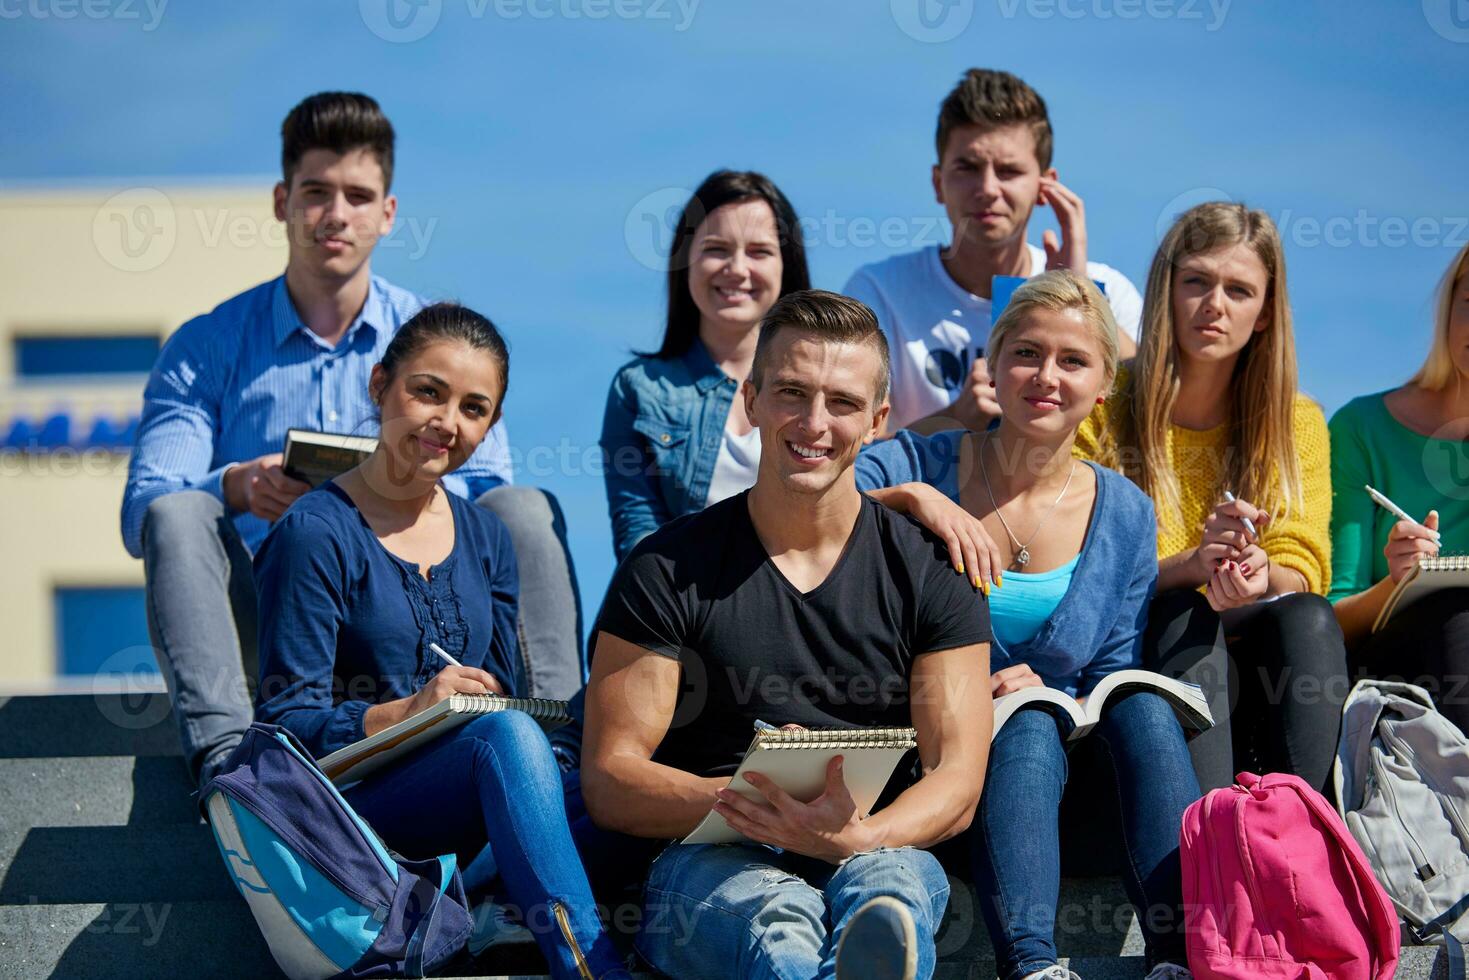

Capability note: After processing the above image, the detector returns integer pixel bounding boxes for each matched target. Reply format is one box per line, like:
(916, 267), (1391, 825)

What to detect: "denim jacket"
(600, 339), (739, 562)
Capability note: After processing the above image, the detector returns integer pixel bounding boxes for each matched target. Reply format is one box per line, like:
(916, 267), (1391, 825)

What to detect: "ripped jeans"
(636, 841), (950, 980)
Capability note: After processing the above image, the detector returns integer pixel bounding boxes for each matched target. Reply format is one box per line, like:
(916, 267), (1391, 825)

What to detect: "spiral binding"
(1420, 555), (1469, 571)
(449, 693), (572, 722)
(753, 726), (917, 750)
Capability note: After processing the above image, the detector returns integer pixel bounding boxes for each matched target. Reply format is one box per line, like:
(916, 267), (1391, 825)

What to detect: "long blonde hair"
(1407, 240), (1469, 392)
(1099, 201), (1303, 522)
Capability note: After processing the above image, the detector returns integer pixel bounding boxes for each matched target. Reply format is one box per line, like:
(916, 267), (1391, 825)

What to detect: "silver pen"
(1365, 485), (1442, 544)
(1222, 491), (1258, 538)
(428, 641), (462, 668)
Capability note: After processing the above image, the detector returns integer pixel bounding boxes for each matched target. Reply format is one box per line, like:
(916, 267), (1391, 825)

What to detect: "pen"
(1365, 485), (1442, 544)
(1222, 491), (1258, 538)
(428, 641), (462, 668)
(753, 719), (778, 732)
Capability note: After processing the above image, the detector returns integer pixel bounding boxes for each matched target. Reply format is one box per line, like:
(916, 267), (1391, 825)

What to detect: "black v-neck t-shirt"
(598, 491), (991, 778)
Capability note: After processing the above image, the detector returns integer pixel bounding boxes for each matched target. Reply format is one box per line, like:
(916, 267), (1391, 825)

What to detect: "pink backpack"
(1180, 772), (1400, 980)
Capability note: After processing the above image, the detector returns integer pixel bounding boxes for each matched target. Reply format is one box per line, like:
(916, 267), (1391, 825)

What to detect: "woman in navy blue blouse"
(254, 304), (625, 980)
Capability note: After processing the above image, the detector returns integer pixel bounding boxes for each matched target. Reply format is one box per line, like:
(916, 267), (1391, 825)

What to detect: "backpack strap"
(1410, 894), (1469, 980)
(1447, 933), (1466, 980)
(401, 874), (446, 979)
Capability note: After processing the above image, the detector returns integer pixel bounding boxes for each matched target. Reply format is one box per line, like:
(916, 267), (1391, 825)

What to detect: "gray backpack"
(1334, 679), (1469, 974)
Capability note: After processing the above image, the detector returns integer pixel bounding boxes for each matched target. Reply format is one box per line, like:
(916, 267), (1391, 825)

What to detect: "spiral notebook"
(683, 726), (918, 845)
(317, 694), (571, 786)
(1373, 555), (1469, 633)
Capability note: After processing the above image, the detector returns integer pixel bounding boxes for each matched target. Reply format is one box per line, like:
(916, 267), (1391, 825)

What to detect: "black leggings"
(1348, 587), (1469, 733)
(1142, 589), (1349, 795)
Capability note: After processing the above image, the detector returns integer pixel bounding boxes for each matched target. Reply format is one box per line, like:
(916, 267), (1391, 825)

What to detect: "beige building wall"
(0, 184), (285, 683)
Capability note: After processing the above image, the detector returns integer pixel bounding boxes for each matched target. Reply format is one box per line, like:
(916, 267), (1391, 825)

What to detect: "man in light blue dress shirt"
(121, 93), (582, 791)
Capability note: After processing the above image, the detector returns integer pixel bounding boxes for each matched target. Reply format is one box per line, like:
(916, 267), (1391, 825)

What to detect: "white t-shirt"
(705, 421), (761, 507)
(842, 243), (1142, 429)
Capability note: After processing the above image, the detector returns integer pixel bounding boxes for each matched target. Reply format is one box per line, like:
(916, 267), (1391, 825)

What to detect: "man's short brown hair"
(281, 92), (396, 191)
(751, 290), (890, 405)
(935, 68), (1053, 170)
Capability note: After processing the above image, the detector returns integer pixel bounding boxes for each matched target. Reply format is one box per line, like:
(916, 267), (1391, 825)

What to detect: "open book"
(993, 669), (1212, 742)
(1373, 555), (1469, 633)
(283, 429), (378, 488)
(317, 694), (570, 786)
(683, 727), (918, 845)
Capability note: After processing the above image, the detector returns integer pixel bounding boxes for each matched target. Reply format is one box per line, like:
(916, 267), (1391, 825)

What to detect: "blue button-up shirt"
(121, 275), (512, 557)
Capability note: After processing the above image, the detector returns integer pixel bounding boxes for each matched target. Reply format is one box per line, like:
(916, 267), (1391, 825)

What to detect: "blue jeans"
(344, 710), (622, 980)
(638, 842), (950, 980)
(970, 692), (1200, 980)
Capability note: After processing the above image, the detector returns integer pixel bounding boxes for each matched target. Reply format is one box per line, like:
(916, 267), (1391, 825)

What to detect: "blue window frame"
(54, 586), (157, 677)
(15, 335), (160, 378)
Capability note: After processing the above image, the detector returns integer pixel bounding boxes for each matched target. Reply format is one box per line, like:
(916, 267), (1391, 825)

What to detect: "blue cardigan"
(855, 429), (1158, 697)
(253, 481), (522, 758)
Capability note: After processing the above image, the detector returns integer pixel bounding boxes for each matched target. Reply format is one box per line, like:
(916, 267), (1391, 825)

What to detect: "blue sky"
(4, 0), (1467, 624)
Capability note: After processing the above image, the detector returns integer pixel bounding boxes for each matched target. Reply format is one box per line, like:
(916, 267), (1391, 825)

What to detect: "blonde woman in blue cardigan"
(857, 270), (1200, 980)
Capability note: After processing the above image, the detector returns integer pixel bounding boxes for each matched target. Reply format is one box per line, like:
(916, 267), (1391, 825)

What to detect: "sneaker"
(1144, 964), (1194, 980)
(467, 899), (536, 956)
(1020, 967), (1081, 980)
(834, 896), (918, 980)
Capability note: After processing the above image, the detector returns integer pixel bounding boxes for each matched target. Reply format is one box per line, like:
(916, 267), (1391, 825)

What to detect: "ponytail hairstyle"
(1099, 202), (1302, 523)
(374, 303), (510, 420)
(987, 269), (1121, 391)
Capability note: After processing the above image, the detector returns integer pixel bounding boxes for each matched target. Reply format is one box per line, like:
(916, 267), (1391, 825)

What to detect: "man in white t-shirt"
(844, 68), (1142, 431)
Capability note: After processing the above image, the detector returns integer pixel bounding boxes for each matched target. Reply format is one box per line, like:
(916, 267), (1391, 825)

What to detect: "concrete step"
(0, 693), (179, 759)
(0, 694), (1447, 979)
(1, 756), (198, 830)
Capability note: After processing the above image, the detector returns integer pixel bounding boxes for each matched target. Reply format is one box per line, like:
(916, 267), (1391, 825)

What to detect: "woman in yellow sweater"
(1074, 201), (1348, 793)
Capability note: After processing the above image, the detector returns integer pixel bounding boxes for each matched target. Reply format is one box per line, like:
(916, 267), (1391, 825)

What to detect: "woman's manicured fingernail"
(1241, 564), (1251, 574)
(957, 562), (965, 575)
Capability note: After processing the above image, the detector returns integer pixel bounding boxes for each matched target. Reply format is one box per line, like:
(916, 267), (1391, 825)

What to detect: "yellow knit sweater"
(1073, 384), (1334, 596)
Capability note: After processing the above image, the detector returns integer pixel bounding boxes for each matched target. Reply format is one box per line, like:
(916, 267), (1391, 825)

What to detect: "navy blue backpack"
(202, 723), (473, 979)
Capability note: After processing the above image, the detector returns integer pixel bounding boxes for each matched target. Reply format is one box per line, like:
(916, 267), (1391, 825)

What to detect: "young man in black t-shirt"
(583, 290), (993, 980)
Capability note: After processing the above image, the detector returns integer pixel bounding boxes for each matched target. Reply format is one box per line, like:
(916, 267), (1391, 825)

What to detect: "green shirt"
(1327, 391), (1469, 602)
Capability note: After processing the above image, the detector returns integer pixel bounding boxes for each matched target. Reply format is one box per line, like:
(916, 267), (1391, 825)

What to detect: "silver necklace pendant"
(1014, 547), (1031, 567)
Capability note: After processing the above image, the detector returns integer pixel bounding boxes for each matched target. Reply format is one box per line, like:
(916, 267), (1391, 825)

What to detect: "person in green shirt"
(1329, 241), (1469, 728)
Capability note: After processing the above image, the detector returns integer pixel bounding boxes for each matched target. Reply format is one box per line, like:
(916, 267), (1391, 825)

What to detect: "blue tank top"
(988, 554), (1080, 649)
